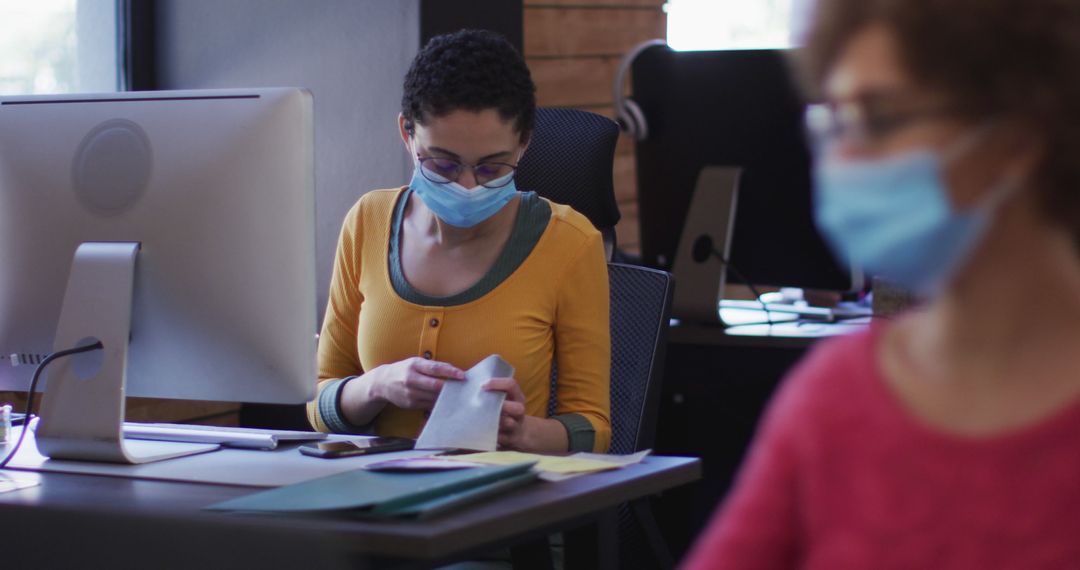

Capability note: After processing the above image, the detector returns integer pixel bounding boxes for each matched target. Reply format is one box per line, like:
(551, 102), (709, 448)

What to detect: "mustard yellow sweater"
(307, 187), (611, 452)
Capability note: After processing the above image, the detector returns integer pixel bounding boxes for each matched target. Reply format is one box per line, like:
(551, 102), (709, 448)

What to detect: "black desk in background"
(652, 322), (858, 557)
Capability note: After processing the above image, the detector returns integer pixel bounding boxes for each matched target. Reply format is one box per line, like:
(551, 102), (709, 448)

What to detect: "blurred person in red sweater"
(683, 0), (1080, 568)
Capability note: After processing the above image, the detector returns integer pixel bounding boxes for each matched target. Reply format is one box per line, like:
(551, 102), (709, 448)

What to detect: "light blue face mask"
(409, 159), (518, 228)
(813, 129), (1010, 295)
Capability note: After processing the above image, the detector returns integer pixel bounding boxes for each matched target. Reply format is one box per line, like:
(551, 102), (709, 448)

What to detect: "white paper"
(415, 354), (513, 451)
(0, 471), (40, 494)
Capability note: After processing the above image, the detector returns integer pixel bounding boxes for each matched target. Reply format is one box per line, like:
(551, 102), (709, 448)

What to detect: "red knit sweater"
(683, 327), (1080, 569)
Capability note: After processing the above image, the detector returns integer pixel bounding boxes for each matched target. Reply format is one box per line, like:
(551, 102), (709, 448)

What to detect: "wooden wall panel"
(529, 56), (625, 108)
(525, 7), (666, 57)
(524, 1), (666, 255)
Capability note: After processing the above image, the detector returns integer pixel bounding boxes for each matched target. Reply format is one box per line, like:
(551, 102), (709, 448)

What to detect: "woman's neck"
(913, 191), (1080, 381)
(410, 191), (519, 248)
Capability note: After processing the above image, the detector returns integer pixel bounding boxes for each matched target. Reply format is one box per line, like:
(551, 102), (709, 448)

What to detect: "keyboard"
(122, 422), (327, 450)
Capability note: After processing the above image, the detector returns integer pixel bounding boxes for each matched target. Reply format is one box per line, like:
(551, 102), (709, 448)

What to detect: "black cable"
(692, 235), (865, 327)
(719, 319), (781, 328)
(688, 234), (776, 326)
(710, 248), (776, 326)
(0, 341), (104, 469)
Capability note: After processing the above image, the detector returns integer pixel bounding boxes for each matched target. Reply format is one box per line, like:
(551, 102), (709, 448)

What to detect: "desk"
(0, 453), (699, 569)
(653, 321), (865, 557)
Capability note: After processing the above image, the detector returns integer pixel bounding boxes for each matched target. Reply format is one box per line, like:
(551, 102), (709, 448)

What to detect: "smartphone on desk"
(299, 437), (415, 459)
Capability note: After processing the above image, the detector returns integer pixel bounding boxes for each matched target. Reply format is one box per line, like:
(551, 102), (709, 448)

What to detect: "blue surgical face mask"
(409, 155), (518, 228)
(813, 128), (1011, 295)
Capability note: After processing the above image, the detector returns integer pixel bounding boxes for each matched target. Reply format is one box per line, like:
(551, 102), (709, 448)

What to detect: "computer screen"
(632, 47), (854, 291)
(0, 88), (317, 405)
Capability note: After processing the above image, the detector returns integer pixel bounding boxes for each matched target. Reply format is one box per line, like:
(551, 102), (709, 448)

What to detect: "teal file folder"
(372, 470), (539, 520)
(206, 462), (537, 518)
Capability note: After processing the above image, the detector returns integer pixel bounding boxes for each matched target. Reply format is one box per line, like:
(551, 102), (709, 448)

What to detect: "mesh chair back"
(607, 263), (674, 454)
(543, 263), (678, 569)
(610, 263), (676, 569)
(546, 263), (673, 453)
(515, 108), (621, 232)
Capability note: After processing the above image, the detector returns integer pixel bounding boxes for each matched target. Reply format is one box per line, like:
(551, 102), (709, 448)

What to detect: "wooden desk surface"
(0, 455), (700, 564)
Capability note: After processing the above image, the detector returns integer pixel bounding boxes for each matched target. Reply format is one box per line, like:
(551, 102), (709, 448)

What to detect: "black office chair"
(516, 107), (622, 258)
(606, 262), (676, 570)
(516, 108), (676, 569)
(532, 263), (676, 570)
(607, 263), (674, 456)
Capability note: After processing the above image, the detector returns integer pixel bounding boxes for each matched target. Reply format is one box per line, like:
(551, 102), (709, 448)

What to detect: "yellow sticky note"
(444, 451), (620, 475)
(443, 451), (543, 465)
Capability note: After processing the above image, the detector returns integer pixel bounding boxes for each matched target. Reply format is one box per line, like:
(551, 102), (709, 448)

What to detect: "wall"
(110, 0), (420, 424)
(156, 0), (421, 325)
(523, 0), (666, 254)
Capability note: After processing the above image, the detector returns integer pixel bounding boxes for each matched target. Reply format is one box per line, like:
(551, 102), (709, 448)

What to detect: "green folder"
(206, 462), (537, 518)
(371, 470), (538, 520)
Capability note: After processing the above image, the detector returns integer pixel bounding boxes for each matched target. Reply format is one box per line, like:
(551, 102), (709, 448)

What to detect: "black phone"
(299, 437), (415, 458)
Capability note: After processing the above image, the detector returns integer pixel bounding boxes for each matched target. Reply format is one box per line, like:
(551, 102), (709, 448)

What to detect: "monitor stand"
(671, 166), (744, 326)
(670, 167), (862, 329)
(34, 242), (218, 464)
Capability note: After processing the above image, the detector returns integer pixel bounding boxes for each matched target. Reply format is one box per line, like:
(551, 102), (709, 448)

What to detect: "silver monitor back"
(671, 166), (740, 324)
(0, 88), (316, 404)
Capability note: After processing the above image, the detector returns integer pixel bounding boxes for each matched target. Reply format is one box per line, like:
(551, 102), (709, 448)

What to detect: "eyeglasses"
(416, 155), (519, 188)
(805, 97), (956, 149)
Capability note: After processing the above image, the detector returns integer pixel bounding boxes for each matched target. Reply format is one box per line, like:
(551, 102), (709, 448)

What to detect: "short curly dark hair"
(798, 0), (1080, 234)
(401, 29), (536, 143)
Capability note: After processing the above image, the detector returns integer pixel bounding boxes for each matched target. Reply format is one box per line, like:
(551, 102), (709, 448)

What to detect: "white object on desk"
(719, 299), (874, 321)
(34, 243), (218, 464)
(0, 471), (40, 495)
(122, 422), (326, 450)
(0, 404), (10, 444)
(4, 426), (433, 488)
(723, 316), (871, 338)
(416, 355), (511, 452)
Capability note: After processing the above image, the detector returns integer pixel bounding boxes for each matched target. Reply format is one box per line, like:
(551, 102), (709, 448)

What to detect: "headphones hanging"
(612, 39), (669, 142)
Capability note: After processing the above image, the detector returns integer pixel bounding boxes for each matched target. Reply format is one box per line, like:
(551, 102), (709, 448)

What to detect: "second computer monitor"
(633, 47), (854, 292)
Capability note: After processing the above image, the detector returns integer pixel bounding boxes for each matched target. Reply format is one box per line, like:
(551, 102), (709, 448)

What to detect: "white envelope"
(415, 355), (513, 451)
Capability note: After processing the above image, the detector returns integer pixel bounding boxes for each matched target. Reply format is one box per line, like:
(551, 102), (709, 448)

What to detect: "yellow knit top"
(307, 187), (611, 452)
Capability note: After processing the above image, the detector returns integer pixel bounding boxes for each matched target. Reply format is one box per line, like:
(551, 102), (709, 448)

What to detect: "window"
(0, 0), (119, 95)
(665, 0), (812, 51)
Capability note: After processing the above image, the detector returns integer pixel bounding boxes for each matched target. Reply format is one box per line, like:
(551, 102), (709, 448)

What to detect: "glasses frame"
(805, 100), (957, 150)
(416, 154), (519, 189)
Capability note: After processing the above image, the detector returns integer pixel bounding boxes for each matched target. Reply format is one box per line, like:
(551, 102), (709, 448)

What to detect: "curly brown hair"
(402, 29), (536, 143)
(798, 0), (1080, 230)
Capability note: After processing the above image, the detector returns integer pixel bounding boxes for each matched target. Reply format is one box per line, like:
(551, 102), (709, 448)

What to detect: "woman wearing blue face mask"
(685, 0), (1080, 567)
(306, 30), (611, 454)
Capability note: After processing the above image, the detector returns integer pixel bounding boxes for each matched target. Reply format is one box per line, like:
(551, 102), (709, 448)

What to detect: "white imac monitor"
(0, 88), (317, 463)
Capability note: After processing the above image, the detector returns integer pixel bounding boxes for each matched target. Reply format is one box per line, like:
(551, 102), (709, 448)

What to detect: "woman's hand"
(483, 377), (529, 450)
(367, 357), (465, 410)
